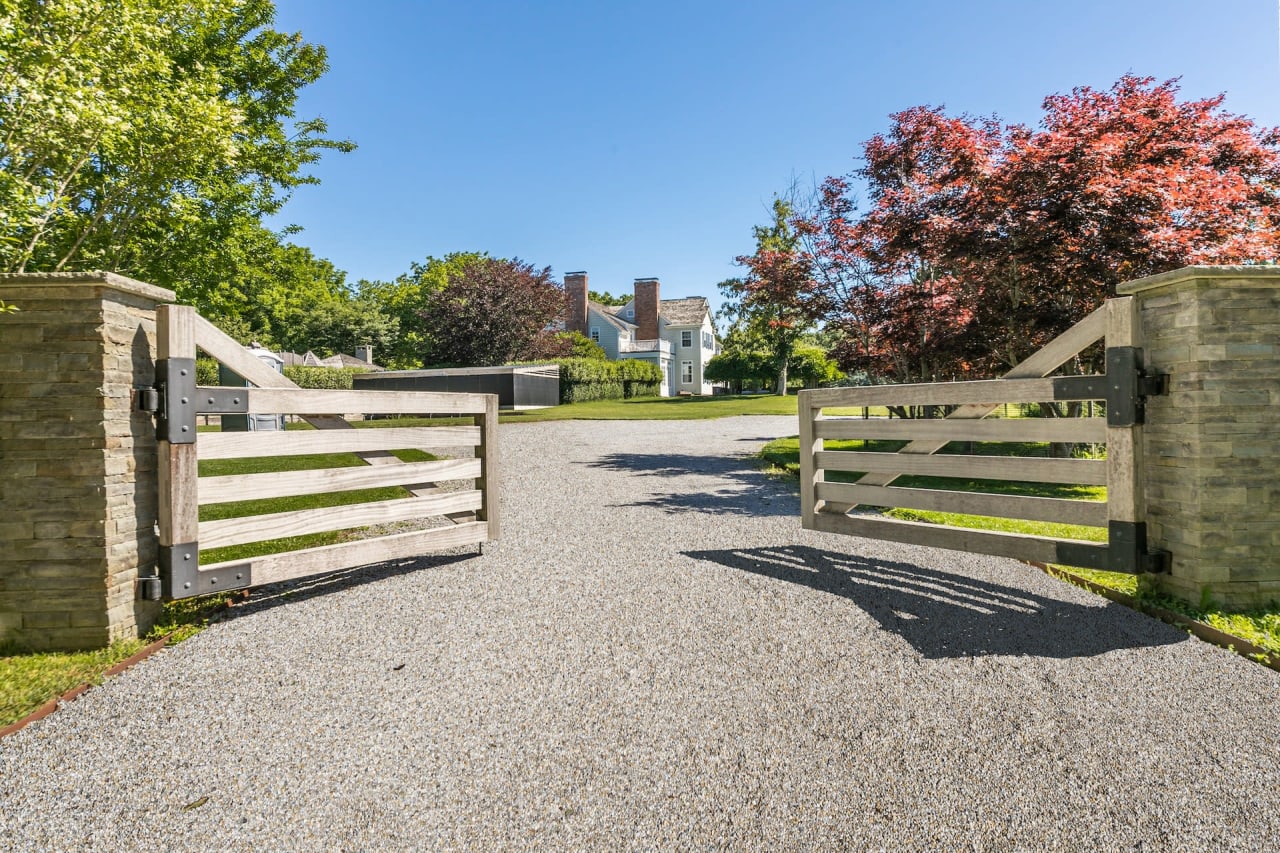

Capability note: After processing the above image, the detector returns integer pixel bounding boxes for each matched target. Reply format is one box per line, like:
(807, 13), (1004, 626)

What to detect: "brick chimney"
(634, 277), (660, 341)
(565, 271), (588, 336)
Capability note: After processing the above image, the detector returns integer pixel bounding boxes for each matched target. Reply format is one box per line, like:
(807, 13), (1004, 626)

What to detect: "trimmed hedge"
(559, 358), (663, 403)
(196, 359), (369, 390)
(283, 366), (369, 389)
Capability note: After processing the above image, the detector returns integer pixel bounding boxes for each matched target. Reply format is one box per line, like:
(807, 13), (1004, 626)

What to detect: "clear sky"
(268, 0), (1280, 312)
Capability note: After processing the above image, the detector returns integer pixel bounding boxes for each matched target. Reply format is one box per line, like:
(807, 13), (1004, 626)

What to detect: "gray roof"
(588, 302), (634, 332)
(659, 297), (710, 325)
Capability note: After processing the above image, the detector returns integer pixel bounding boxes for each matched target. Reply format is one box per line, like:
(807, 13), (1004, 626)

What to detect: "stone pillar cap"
(0, 270), (176, 302)
(1117, 264), (1280, 295)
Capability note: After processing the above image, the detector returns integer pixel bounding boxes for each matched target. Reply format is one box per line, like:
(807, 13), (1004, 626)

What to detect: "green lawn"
(277, 394), (885, 426)
(1, 594), (232, 729)
(759, 436), (1280, 659)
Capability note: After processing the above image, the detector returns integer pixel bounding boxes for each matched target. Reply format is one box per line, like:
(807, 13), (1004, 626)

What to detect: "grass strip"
(0, 594), (234, 730)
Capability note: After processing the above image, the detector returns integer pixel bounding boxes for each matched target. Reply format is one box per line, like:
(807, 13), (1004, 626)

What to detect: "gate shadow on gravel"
(211, 552), (476, 619)
(586, 452), (796, 517)
(684, 545), (1186, 659)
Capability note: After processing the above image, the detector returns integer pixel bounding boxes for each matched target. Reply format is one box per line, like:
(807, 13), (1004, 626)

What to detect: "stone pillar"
(634, 278), (660, 342)
(1118, 265), (1280, 610)
(564, 271), (589, 336)
(0, 272), (174, 650)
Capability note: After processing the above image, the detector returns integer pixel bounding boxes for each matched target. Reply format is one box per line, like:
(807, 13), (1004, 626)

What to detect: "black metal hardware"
(1050, 346), (1168, 427)
(198, 388), (249, 414)
(137, 575), (162, 601)
(138, 361), (252, 443)
(154, 357), (197, 444)
(161, 543), (251, 599)
(135, 387), (159, 414)
(1055, 521), (1170, 574)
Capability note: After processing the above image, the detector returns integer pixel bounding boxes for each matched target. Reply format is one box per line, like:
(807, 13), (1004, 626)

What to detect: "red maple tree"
(806, 75), (1280, 380)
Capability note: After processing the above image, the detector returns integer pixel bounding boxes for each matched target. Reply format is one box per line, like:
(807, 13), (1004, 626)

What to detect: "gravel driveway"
(2, 416), (1278, 851)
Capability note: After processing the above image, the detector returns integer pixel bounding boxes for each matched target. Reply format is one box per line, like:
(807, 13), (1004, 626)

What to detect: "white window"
(589, 327), (600, 343)
(681, 330), (693, 348)
(681, 360), (694, 384)
(702, 331), (714, 349)
(625, 308), (633, 319)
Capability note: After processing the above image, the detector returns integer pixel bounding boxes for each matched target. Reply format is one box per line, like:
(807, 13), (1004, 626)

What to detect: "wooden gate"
(798, 297), (1169, 574)
(140, 305), (499, 600)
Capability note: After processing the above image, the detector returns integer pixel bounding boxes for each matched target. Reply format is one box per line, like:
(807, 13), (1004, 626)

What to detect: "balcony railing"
(619, 338), (672, 354)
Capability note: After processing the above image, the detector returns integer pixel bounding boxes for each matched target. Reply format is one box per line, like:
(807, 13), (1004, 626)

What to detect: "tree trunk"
(775, 361), (788, 396)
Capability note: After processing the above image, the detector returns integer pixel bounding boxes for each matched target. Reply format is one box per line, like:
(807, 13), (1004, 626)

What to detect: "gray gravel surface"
(2, 416), (1278, 852)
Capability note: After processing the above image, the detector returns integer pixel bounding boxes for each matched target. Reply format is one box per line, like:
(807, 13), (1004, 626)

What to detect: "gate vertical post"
(1104, 297), (1146, 551)
(798, 391), (822, 527)
(1118, 265), (1280, 609)
(156, 305), (200, 596)
(475, 393), (500, 540)
(0, 272), (173, 650)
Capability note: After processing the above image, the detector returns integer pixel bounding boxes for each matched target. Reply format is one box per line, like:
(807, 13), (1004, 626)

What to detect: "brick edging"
(0, 633), (173, 740)
(1027, 561), (1280, 673)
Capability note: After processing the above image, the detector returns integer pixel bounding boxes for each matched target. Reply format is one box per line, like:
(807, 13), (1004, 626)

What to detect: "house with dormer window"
(563, 272), (718, 396)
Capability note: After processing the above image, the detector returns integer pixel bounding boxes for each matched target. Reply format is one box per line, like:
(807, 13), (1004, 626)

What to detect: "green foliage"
(1, 0), (353, 282)
(195, 357), (220, 387)
(358, 252), (489, 368)
(558, 330), (608, 360)
(787, 343), (844, 388)
(282, 365), (369, 390)
(723, 197), (820, 395)
(705, 347), (774, 393)
(589, 290), (630, 306)
(274, 296), (397, 360)
(558, 357), (662, 403)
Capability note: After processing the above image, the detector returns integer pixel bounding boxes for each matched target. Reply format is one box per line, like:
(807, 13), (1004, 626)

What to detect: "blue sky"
(269, 0), (1280, 313)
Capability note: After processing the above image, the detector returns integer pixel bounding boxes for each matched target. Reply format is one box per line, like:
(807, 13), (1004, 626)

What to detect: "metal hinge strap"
(1051, 346), (1168, 427)
(160, 543), (251, 599)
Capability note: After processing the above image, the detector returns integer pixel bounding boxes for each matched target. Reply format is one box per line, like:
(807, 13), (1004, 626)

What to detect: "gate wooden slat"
(199, 458), (482, 505)
(197, 427), (482, 460)
(814, 417), (1107, 443)
(816, 482), (1109, 527)
(199, 490), (483, 550)
(226, 386), (490, 416)
(803, 375), (1110, 408)
(809, 512), (1109, 566)
(814, 450), (1107, 485)
(1105, 297), (1143, 529)
(201, 521), (489, 587)
(828, 304), (1109, 498)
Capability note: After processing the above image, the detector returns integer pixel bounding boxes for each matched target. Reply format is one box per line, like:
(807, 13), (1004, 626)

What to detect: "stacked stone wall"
(0, 273), (171, 650)
(1121, 266), (1280, 610)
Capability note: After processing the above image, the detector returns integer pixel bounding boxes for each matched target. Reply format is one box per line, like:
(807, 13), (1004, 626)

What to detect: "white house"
(564, 272), (718, 396)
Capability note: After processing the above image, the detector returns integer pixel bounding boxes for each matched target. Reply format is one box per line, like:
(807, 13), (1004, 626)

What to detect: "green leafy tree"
(704, 347), (774, 394)
(588, 290), (630, 306)
(722, 198), (823, 395)
(555, 330), (608, 360)
(787, 342), (844, 388)
(359, 252), (489, 368)
(275, 297), (399, 360)
(0, 0), (352, 297)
